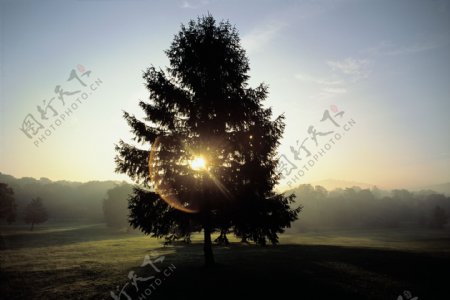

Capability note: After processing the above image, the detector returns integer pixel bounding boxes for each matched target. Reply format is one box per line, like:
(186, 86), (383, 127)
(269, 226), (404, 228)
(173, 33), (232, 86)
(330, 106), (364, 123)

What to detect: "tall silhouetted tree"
(0, 183), (16, 224)
(24, 197), (48, 230)
(103, 184), (133, 229)
(115, 15), (299, 266)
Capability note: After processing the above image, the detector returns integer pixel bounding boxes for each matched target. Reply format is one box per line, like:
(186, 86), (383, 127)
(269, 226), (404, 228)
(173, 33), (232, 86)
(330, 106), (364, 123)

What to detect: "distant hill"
(286, 178), (450, 196)
(307, 179), (376, 191)
(416, 182), (450, 196)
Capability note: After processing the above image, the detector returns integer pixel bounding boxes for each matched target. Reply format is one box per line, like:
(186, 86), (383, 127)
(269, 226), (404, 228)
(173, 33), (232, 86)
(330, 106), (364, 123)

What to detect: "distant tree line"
(0, 172), (122, 223)
(102, 184), (133, 229)
(291, 184), (450, 230)
(2, 172), (449, 233)
(0, 173), (136, 230)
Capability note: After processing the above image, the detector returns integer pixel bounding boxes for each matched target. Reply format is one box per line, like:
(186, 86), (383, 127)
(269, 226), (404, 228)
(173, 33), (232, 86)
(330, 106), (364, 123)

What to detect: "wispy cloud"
(323, 87), (347, 94)
(241, 22), (285, 54)
(294, 73), (342, 86)
(327, 57), (371, 81)
(314, 87), (348, 100)
(295, 56), (371, 101)
(295, 72), (347, 100)
(179, 0), (210, 9)
(365, 39), (448, 57)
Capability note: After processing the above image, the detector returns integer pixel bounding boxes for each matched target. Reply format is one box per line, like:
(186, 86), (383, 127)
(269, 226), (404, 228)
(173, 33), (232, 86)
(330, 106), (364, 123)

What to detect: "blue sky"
(0, 0), (449, 190)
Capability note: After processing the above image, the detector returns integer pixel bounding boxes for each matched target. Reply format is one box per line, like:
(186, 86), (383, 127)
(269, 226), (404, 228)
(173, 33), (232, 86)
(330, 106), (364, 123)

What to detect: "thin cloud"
(315, 87), (347, 101)
(295, 56), (371, 101)
(323, 87), (347, 94)
(365, 39), (447, 56)
(179, 0), (210, 9)
(327, 57), (371, 81)
(294, 72), (347, 101)
(295, 73), (342, 85)
(241, 22), (285, 54)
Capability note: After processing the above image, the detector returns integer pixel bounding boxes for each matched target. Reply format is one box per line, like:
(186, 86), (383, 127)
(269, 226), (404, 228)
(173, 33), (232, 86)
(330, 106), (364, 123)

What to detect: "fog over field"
(1, 172), (449, 299)
(2, 172), (450, 233)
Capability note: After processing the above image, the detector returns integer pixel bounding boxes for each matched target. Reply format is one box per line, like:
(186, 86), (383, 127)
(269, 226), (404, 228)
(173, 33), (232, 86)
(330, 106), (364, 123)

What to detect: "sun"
(190, 156), (206, 171)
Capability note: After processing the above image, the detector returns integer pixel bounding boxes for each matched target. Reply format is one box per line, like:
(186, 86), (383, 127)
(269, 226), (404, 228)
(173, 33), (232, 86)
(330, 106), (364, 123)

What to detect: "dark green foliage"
(234, 193), (301, 245)
(0, 183), (17, 224)
(128, 187), (196, 241)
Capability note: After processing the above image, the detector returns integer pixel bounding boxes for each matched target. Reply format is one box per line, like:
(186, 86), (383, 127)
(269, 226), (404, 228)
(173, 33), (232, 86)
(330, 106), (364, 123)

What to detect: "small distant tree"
(430, 205), (448, 229)
(103, 184), (133, 229)
(0, 183), (17, 224)
(24, 197), (48, 230)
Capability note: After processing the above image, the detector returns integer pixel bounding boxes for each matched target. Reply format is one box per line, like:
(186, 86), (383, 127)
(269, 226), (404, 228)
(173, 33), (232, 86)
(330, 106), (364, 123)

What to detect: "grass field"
(1, 223), (449, 299)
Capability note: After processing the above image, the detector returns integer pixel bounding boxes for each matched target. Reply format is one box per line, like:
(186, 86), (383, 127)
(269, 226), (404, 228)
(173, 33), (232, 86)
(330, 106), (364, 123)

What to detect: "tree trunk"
(214, 229), (229, 245)
(203, 220), (215, 267)
(30, 222), (34, 231)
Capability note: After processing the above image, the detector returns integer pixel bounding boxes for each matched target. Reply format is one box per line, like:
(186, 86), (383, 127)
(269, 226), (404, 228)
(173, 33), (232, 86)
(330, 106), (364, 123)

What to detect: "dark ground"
(1, 224), (449, 299)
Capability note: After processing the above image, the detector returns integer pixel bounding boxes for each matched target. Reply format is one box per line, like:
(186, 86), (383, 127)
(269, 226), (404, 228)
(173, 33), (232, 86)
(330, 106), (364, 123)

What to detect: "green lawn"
(1, 224), (449, 299)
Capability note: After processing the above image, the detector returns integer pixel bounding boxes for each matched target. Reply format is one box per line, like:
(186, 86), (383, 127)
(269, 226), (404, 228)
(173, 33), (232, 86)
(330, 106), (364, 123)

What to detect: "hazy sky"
(1, 0), (449, 190)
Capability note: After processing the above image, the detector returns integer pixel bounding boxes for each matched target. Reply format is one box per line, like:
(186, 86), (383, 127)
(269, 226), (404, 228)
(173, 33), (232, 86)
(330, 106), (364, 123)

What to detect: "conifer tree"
(115, 15), (300, 266)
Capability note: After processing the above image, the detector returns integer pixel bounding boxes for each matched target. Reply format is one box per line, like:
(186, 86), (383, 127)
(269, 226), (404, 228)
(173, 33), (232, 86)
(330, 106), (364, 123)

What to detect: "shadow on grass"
(109, 243), (449, 300)
(1, 226), (449, 299)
